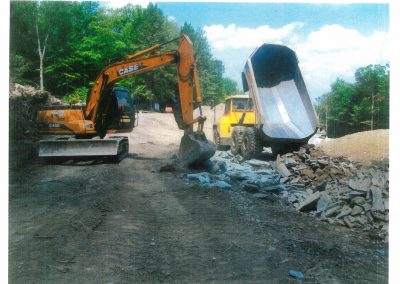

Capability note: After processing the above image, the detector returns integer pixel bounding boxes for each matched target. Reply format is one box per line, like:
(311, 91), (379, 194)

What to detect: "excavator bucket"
(178, 132), (215, 166)
(38, 136), (129, 161)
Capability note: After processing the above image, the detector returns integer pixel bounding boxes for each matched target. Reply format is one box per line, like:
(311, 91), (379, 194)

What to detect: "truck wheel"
(213, 128), (224, 151)
(241, 127), (262, 160)
(230, 126), (244, 155)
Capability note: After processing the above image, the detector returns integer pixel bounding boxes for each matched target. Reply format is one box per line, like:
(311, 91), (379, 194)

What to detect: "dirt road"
(9, 113), (387, 283)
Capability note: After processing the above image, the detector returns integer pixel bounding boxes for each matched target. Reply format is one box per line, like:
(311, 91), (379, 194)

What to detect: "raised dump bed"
(242, 43), (318, 142)
(232, 44), (319, 158)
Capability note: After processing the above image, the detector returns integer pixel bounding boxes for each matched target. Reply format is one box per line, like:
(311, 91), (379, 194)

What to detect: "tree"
(315, 63), (389, 138)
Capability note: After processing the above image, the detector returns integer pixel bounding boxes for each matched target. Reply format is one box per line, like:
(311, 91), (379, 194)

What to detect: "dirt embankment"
(318, 129), (389, 165)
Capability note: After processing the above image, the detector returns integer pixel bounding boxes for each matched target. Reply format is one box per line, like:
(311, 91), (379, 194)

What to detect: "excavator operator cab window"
(108, 88), (136, 131)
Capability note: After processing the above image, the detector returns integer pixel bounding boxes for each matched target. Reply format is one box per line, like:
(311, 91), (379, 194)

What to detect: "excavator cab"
(107, 87), (136, 132)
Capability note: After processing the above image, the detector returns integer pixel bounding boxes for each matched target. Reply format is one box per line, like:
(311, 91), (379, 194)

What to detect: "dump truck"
(36, 34), (215, 165)
(230, 44), (319, 159)
(212, 95), (255, 151)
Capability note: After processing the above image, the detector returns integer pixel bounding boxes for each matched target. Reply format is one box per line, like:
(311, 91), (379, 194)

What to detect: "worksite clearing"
(9, 96), (388, 283)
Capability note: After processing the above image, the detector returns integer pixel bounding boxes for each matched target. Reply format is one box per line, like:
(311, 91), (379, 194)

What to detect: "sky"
(107, 1), (389, 99)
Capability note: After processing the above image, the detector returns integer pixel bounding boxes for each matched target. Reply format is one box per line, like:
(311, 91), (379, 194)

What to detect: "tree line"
(315, 64), (389, 138)
(10, 1), (238, 106)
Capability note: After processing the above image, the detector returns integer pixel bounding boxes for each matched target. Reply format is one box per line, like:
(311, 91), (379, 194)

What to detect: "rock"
(318, 159), (329, 166)
(316, 181), (327, 191)
(317, 192), (332, 212)
(259, 176), (275, 186)
(342, 168), (351, 176)
(336, 205), (352, 219)
(351, 196), (366, 206)
(289, 270), (304, 281)
(371, 187), (385, 212)
(255, 169), (274, 175)
(187, 172), (211, 186)
(275, 155), (292, 177)
(242, 182), (259, 193)
(351, 205), (363, 216)
(354, 215), (368, 225)
(214, 180), (232, 190)
(280, 177), (289, 183)
(284, 158), (297, 167)
(262, 185), (281, 193)
(361, 203), (372, 212)
(246, 159), (271, 167)
(253, 193), (268, 200)
(324, 205), (341, 218)
(348, 178), (371, 192)
(366, 212), (374, 223)
(298, 192), (321, 212)
(306, 188), (314, 195)
(383, 198), (389, 211)
(343, 216), (355, 228)
(371, 211), (386, 222)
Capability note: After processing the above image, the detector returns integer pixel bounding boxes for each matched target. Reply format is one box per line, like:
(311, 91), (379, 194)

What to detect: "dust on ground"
(9, 109), (388, 283)
(317, 129), (389, 165)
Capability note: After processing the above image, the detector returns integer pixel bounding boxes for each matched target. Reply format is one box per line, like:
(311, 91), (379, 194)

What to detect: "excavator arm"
(86, 34), (205, 136)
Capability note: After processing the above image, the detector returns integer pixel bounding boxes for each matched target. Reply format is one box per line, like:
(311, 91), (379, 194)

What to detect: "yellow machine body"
(213, 95), (255, 147)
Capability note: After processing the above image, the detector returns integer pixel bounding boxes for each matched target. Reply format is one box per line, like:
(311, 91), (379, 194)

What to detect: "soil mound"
(317, 130), (388, 164)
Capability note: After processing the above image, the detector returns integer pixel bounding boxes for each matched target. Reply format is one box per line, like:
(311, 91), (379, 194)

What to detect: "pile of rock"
(185, 145), (389, 241)
(279, 145), (389, 240)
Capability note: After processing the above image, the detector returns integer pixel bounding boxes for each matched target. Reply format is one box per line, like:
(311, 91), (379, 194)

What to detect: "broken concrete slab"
(361, 203), (372, 212)
(351, 196), (366, 206)
(348, 178), (371, 192)
(245, 159), (271, 168)
(316, 192), (332, 212)
(275, 155), (292, 177)
(336, 205), (352, 219)
(298, 192), (321, 212)
(324, 205), (342, 218)
(351, 205), (363, 216)
(371, 187), (385, 212)
(214, 180), (232, 190)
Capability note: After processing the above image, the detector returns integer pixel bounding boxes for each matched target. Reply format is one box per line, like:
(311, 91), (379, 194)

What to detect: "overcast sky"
(107, 1), (389, 99)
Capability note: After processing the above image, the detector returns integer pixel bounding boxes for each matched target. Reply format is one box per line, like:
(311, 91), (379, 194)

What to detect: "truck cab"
(213, 95), (255, 149)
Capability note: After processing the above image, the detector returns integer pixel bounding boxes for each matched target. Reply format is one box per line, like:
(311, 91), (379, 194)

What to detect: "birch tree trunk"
(36, 20), (49, 91)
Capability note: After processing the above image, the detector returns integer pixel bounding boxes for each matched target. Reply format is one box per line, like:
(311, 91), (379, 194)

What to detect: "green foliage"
(10, 2), (234, 108)
(316, 64), (389, 138)
(10, 53), (33, 85)
(181, 22), (229, 105)
(222, 77), (238, 98)
(62, 87), (89, 104)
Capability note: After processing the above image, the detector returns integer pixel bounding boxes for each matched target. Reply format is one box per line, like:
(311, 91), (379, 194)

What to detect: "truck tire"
(241, 127), (262, 160)
(230, 126), (245, 155)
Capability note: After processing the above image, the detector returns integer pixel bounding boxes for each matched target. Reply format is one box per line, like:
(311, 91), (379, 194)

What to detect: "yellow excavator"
(36, 34), (215, 165)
